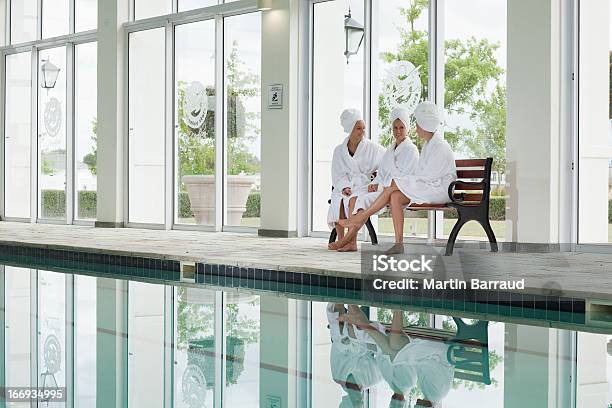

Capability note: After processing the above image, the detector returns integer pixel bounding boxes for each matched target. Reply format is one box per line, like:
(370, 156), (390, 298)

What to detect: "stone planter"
(182, 175), (256, 225)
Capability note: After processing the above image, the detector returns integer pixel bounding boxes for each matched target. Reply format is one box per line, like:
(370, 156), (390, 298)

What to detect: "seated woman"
(336, 102), (456, 253)
(348, 107), (419, 251)
(327, 109), (385, 252)
(339, 307), (454, 408)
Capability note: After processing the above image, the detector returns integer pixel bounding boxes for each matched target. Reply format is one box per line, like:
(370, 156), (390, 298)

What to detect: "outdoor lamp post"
(344, 8), (364, 64)
(41, 59), (60, 89)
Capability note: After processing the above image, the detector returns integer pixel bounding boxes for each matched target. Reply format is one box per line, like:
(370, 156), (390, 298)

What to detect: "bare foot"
(338, 242), (358, 252)
(384, 243), (405, 255)
(328, 241), (343, 250)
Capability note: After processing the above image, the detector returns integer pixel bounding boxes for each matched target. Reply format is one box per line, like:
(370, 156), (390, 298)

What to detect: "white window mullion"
(36, 0), (42, 40)
(362, 0), (373, 243)
(0, 51), (6, 219)
(69, 0), (76, 34)
(65, 274), (75, 407)
(66, 42), (75, 225)
(30, 47), (38, 223)
(164, 21), (174, 230)
(5, 0), (11, 45)
(215, 15), (224, 231)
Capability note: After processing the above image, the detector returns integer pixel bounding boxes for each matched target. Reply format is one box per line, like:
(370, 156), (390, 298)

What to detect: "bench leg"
(328, 228), (337, 244)
(365, 218), (378, 245)
(445, 218), (466, 256)
(479, 220), (498, 252)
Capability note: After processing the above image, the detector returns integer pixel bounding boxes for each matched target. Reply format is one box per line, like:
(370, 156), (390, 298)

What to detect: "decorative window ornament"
(183, 81), (208, 130)
(181, 364), (208, 408)
(44, 97), (62, 137)
(382, 61), (422, 115)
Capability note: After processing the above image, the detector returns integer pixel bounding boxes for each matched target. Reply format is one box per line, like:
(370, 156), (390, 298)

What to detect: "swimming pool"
(0, 258), (610, 408)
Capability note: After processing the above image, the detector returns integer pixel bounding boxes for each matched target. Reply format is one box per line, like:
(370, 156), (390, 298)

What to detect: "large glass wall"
(128, 28), (166, 225)
(174, 287), (216, 408)
(75, 42), (98, 221)
(224, 13), (262, 228)
(42, 0), (70, 39)
(135, 0), (172, 20)
(37, 271), (67, 408)
(443, 0), (507, 242)
(372, 0), (429, 239)
(174, 20), (216, 226)
(10, 0), (37, 44)
(4, 52), (32, 219)
(311, 0), (365, 233)
(4, 267), (32, 402)
(75, 0), (98, 32)
(38, 47), (68, 221)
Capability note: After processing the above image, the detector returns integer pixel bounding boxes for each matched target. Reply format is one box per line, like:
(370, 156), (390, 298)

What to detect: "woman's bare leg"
(390, 190), (411, 244)
(338, 198), (359, 252)
(328, 199), (347, 250)
(339, 182), (400, 229)
(389, 310), (410, 352)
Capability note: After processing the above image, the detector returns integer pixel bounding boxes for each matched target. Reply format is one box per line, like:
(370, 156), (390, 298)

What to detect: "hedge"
(178, 191), (260, 218)
(379, 196), (507, 221)
(41, 190), (97, 219)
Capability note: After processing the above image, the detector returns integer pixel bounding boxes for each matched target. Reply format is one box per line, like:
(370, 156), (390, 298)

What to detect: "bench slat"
(406, 203), (449, 210)
(452, 182), (484, 191)
(457, 169), (486, 179)
(456, 159), (488, 167)
(453, 193), (484, 202)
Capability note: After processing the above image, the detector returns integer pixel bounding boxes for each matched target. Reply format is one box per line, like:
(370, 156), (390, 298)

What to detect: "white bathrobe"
(326, 304), (385, 392)
(376, 338), (454, 405)
(327, 137), (385, 229)
(353, 138), (419, 214)
(395, 132), (457, 205)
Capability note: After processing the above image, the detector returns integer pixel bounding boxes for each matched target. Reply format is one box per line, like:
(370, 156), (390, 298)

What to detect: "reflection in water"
(0, 267), (610, 407)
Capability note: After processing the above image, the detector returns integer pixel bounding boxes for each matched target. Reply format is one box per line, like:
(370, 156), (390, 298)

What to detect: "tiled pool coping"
(0, 242), (601, 333)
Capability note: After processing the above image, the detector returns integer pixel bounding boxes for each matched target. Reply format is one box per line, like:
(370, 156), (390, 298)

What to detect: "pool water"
(0, 263), (610, 408)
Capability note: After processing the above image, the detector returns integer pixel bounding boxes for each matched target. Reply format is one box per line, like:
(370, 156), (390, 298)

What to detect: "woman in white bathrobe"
(339, 308), (454, 408)
(352, 107), (419, 247)
(327, 303), (386, 407)
(336, 102), (457, 253)
(328, 109), (385, 252)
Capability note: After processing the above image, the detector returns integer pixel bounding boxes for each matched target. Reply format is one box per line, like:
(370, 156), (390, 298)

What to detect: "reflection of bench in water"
(385, 317), (491, 385)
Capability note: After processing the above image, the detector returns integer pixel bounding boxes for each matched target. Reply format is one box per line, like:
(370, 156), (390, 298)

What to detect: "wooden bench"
(407, 157), (498, 255)
(384, 317), (491, 385)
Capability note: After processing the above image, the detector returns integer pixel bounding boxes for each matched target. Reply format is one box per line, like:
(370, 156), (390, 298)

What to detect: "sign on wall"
(267, 84), (283, 109)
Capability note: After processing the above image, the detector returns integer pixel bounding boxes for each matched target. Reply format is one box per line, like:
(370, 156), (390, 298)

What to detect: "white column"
(259, 296), (298, 408)
(578, 0), (610, 243)
(506, 0), (562, 244)
(95, 0), (129, 227)
(258, 0), (300, 237)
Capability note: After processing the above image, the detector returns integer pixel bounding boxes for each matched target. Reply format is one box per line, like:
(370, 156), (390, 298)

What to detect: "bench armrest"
(448, 180), (486, 203)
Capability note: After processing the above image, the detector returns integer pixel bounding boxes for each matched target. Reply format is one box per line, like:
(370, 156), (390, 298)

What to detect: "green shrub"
(77, 191), (97, 219)
(41, 190), (97, 219)
(244, 192), (260, 218)
(179, 192), (193, 219)
(609, 199), (612, 223)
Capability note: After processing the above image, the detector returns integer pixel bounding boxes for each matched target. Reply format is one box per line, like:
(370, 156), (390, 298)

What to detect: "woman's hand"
(342, 187), (352, 196)
(368, 184), (379, 193)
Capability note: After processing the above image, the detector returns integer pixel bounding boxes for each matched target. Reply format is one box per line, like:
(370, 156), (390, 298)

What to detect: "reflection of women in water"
(340, 307), (455, 408)
(326, 303), (386, 407)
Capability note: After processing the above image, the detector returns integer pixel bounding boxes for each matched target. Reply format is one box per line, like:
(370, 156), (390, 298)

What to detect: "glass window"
(42, 0), (69, 39)
(174, 287), (216, 408)
(179, 0), (217, 12)
(75, 275), (97, 406)
(135, 0), (172, 20)
(5, 267), (32, 392)
(38, 271), (67, 408)
(76, 0), (98, 32)
(224, 294), (260, 407)
(175, 20), (216, 226)
(10, 0), (37, 44)
(444, 0), (507, 242)
(128, 28), (165, 224)
(311, 0), (365, 233)
(372, 0), (429, 239)
(128, 282), (165, 408)
(224, 13), (262, 228)
(75, 42), (98, 221)
(5, 52), (32, 219)
(38, 47), (67, 221)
